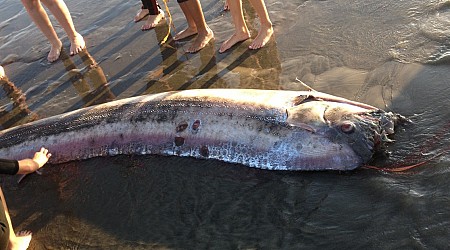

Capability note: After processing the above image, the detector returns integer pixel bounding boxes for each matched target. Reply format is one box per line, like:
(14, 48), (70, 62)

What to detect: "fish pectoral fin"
(288, 122), (317, 133)
(293, 95), (322, 106)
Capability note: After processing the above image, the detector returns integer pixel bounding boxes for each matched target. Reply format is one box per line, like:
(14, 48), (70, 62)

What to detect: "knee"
(21, 0), (41, 9)
(40, 0), (58, 9)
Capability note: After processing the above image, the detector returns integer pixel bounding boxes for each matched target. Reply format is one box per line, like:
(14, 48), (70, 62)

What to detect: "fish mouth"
(358, 110), (409, 153)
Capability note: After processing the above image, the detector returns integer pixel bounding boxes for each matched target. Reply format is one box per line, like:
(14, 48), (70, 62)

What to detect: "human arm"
(16, 147), (52, 175)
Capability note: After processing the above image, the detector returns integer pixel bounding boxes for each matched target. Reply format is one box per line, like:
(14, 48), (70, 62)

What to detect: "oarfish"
(0, 89), (406, 171)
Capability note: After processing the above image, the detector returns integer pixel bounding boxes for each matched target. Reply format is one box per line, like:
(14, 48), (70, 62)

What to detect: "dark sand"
(0, 0), (449, 248)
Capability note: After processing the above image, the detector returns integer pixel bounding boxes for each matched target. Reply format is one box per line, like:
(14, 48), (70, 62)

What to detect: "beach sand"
(1, 0), (449, 249)
(1, 0), (448, 124)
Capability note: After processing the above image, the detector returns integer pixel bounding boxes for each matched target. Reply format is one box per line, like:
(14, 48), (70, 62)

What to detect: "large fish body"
(0, 89), (403, 170)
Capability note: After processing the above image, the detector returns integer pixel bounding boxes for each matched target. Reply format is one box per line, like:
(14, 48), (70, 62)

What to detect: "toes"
(48, 54), (60, 62)
(249, 41), (260, 50)
(141, 23), (153, 31)
(48, 46), (62, 62)
(141, 25), (153, 31)
(69, 34), (86, 56)
(249, 39), (267, 50)
(70, 46), (85, 56)
(141, 14), (164, 31)
(219, 42), (231, 53)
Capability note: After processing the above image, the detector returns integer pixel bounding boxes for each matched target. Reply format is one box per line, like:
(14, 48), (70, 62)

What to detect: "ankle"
(69, 32), (82, 43)
(50, 39), (63, 48)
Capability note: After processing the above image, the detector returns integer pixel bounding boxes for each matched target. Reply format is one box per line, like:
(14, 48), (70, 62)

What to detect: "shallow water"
(0, 0), (449, 249)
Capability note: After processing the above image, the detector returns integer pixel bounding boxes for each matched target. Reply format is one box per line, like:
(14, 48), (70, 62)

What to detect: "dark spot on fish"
(192, 120), (201, 131)
(131, 111), (149, 122)
(200, 145), (209, 157)
(156, 113), (168, 123)
(90, 138), (96, 145)
(119, 133), (124, 140)
(176, 122), (189, 132)
(174, 136), (185, 146)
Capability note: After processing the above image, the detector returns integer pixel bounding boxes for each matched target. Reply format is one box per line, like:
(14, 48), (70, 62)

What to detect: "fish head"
(322, 104), (404, 163)
(286, 93), (406, 170)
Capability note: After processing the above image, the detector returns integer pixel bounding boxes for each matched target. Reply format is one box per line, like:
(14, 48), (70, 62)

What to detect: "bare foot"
(134, 8), (149, 22)
(185, 29), (214, 53)
(8, 230), (32, 250)
(141, 10), (165, 31)
(249, 25), (273, 50)
(48, 40), (63, 62)
(219, 31), (251, 53)
(173, 26), (198, 41)
(70, 33), (86, 56)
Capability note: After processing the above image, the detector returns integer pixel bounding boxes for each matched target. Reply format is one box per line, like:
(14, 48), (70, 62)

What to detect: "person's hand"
(17, 147), (52, 174)
(33, 147), (52, 168)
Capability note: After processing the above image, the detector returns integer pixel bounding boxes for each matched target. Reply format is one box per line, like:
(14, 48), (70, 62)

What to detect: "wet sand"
(1, 0), (449, 249)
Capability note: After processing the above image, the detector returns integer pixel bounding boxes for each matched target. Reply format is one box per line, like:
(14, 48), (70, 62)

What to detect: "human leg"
(40, 0), (85, 56)
(0, 188), (32, 250)
(21, 0), (63, 62)
(247, 0), (273, 49)
(0, 190), (9, 249)
(219, 0), (251, 53)
(181, 0), (214, 53)
(173, 0), (198, 40)
(140, 0), (165, 31)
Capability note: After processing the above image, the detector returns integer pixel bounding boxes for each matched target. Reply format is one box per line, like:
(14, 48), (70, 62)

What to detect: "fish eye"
(340, 121), (355, 134)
